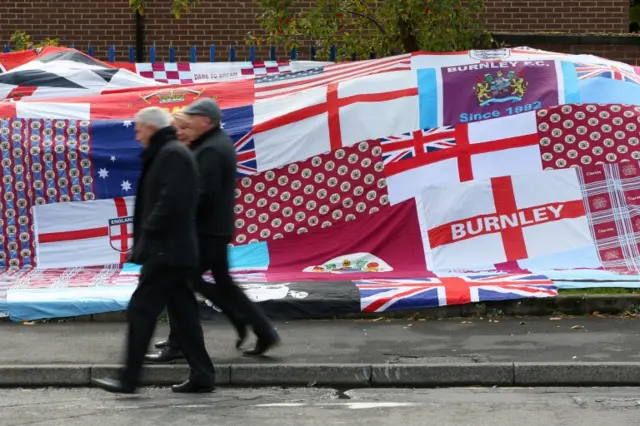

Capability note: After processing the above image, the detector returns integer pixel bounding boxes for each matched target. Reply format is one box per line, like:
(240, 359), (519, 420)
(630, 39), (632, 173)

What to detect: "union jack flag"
(575, 63), (640, 85)
(233, 131), (257, 176)
(380, 126), (456, 166)
(355, 274), (556, 313)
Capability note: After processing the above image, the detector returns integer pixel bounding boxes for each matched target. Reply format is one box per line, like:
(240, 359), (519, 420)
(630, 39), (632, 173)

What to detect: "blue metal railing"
(1, 44), (340, 62)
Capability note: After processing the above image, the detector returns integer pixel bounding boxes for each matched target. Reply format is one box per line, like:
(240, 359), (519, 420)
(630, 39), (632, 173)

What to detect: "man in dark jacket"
(92, 107), (215, 394)
(147, 98), (280, 362)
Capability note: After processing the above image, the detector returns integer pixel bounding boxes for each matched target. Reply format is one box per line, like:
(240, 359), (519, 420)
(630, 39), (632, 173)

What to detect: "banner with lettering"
(417, 168), (594, 270)
(418, 59), (580, 128)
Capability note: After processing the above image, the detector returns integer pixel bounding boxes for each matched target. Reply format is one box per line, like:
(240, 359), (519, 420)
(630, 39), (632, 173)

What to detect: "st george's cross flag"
(251, 69), (420, 171)
(417, 168), (594, 270)
(33, 196), (136, 268)
(384, 111), (543, 205)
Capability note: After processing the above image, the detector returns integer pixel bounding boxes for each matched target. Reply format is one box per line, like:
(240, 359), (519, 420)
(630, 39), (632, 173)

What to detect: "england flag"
(417, 168), (594, 270)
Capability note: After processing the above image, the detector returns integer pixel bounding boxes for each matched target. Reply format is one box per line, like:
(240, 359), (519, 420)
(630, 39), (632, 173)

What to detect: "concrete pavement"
(2, 387), (640, 425)
(2, 317), (640, 387)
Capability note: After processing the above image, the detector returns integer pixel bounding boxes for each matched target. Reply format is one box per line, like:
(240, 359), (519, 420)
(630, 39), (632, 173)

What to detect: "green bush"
(8, 30), (60, 52)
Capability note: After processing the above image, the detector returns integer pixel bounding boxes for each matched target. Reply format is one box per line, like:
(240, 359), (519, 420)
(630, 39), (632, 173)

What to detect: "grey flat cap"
(183, 98), (222, 121)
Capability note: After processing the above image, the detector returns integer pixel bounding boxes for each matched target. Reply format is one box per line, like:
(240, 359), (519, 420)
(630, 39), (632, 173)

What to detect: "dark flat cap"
(183, 98), (222, 121)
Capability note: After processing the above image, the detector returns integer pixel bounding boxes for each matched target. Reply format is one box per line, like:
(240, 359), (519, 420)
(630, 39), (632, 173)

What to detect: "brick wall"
(0, 0), (632, 62)
(482, 0), (629, 32)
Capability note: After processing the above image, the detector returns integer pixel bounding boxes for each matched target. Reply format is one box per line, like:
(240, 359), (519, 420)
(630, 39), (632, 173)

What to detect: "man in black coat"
(146, 98), (280, 362)
(92, 107), (215, 394)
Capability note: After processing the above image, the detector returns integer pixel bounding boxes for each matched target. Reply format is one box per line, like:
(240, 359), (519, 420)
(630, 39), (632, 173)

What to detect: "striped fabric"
(577, 161), (640, 274)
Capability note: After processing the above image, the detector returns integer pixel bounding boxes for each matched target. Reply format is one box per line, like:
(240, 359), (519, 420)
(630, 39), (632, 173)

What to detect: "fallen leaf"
(571, 325), (583, 330)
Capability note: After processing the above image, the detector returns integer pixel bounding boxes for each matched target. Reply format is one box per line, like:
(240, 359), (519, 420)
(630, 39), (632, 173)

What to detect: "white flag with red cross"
(252, 65), (419, 171)
(384, 111), (543, 205)
(33, 196), (135, 268)
(417, 168), (594, 270)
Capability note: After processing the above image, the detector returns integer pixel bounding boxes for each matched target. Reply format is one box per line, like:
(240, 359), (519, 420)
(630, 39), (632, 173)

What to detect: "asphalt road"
(2, 387), (640, 426)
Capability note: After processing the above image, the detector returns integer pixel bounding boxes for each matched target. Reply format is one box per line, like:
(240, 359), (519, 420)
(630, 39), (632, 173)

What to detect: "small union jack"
(355, 274), (556, 313)
(379, 126), (456, 166)
(233, 131), (257, 176)
(575, 63), (640, 85)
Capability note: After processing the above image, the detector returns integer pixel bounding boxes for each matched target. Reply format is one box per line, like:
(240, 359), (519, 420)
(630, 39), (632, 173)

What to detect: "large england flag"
(384, 112), (543, 205)
(417, 168), (594, 270)
(252, 69), (420, 171)
(33, 197), (135, 268)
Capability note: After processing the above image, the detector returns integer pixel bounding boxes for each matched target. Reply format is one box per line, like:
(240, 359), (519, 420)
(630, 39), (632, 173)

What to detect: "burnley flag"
(418, 168), (594, 270)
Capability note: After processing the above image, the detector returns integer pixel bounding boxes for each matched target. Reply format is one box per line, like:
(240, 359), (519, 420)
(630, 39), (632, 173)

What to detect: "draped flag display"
(384, 112), (542, 205)
(3, 46), (640, 321)
(34, 197), (135, 268)
(0, 47), (159, 102)
(356, 274), (557, 312)
(576, 161), (640, 275)
(418, 59), (579, 128)
(418, 168), (593, 270)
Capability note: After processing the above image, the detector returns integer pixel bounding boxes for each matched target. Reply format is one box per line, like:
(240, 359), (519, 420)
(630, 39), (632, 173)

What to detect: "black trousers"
(121, 259), (215, 389)
(166, 235), (277, 348)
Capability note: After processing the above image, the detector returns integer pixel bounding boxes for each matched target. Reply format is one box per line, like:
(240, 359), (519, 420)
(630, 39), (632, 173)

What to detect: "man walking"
(149, 110), (248, 353)
(146, 99), (280, 363)
(92, 107), (215, 394)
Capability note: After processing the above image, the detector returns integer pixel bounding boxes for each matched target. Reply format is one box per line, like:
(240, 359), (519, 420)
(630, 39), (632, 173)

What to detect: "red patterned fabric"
(576, 161), (640, 274)
(233, 141), (389, 245)
(536, 104), (640, 169)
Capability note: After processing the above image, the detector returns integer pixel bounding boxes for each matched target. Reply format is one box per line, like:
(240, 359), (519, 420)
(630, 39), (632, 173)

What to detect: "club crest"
(473, 70), (528, 107)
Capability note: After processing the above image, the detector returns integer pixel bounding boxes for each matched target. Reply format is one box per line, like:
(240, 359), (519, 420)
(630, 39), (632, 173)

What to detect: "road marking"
(254, 402), (417, 409)
(340, 402), (417, 409)
(255, 403), (307, 407)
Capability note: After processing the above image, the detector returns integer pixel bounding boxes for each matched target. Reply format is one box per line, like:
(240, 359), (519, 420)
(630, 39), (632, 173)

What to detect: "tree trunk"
(397, 16), (420, 52)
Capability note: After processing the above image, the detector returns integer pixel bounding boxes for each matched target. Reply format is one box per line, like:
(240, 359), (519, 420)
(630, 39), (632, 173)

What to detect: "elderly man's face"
(135, 122), (156, 148)
(186, 115), (215, 140)
(173, 117), (190, 145)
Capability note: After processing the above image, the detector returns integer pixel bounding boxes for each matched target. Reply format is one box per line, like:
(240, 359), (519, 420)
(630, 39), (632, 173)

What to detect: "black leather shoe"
(243, 336), (281, 357)
(144, 346), (185, 363)
(171, 380), (215, 393)
(235, 327), (248, 350)
(92, 378), (136, 394)
(154, 339), (169, 349)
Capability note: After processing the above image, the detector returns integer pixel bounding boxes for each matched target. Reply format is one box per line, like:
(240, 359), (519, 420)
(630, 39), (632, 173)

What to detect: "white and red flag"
(252, 68), (420, 171)
(383, 111), (543, 205)
(33, 197), (135, 268)
(417, 168), (593, 270)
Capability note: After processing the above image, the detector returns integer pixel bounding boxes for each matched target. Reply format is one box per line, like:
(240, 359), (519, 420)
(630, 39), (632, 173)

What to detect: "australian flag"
(90, 104), (257, 200)
(91, 119), (142, 199)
